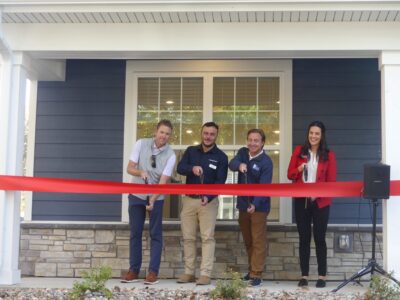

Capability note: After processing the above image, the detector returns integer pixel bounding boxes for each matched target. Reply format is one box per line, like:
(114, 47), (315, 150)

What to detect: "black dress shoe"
(316, 279), (326, 288)
(242, 273), (250, 281)
(298, 278), (308, 287)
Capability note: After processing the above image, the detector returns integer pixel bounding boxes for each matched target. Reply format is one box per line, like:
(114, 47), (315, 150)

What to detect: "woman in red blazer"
(287, 120), (337, 288)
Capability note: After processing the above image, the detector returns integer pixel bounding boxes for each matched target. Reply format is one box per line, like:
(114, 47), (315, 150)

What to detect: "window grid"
(213, 76), (280, 147)
(136, 74), (280, 221)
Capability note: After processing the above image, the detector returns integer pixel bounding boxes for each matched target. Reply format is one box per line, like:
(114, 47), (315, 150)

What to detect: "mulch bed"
(0, 286), (367, 300)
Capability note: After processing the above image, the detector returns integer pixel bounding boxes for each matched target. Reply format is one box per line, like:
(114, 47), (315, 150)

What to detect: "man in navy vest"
(121, 119), (176, 285)
(176, 122), (228, 285)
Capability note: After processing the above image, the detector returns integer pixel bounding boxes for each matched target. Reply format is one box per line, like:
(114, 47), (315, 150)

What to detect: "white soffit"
(1, 1), (400, 24)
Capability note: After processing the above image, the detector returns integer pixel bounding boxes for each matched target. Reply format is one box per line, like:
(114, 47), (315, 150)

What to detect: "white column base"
(0, 269), (21, 286)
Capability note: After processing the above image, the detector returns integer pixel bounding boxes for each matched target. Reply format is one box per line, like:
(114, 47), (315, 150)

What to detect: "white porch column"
(0, 52), (28, 285)
(380, 51), (400, 279)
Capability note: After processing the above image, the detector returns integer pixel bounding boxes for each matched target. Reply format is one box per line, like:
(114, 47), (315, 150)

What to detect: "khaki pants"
(180, 195), (219, 277)
(238, 211), (268, 278)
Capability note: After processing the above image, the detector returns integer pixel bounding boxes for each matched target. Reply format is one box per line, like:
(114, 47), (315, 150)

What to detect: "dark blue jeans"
(128, 194), (163, 275)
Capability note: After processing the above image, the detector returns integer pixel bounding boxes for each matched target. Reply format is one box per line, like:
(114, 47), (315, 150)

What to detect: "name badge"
(252, 164), (260, 171)
(209, 164), (217, 170)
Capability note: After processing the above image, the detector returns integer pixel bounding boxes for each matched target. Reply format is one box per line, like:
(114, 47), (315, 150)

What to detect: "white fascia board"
(3, 22), (400, 54)
(2, 1), (400, 13)
(25, 50), (381, 60)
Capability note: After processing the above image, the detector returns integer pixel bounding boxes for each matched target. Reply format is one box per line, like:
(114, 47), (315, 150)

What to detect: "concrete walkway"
(1, 277), (368, 295)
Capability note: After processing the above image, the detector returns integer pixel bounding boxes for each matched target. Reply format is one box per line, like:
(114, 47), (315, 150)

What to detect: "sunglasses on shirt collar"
(151, 154), (156, 168)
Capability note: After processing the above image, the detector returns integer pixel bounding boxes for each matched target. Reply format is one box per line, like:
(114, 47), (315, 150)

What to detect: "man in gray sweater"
(121, 119), (176, 285)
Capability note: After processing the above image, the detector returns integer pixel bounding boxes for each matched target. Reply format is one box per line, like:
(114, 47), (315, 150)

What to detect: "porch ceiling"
(2, 1), (400, 24)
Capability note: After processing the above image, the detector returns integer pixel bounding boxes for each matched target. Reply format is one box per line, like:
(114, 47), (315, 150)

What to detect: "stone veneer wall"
(19, 223), (382, 280)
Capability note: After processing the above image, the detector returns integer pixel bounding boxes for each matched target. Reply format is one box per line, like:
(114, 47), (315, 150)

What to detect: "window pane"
(183, 78), (203, 110)
(163, 150), (184, 220)
(268, 150), (280, 221)
(160, 78), (180, 111)
(259, 112), (279, 145)
(213, 77), (234, 111)
(235, 112), (257, 145)
(236, 77), (257, 110)
(182, 78), (203, 145)
(138, 77), (204, 147)
(182, 112), (202, 145)
(137, 112), (158, 139)
(259, 77), (279, 110)
(138, 78), (158, 110)
(213, 112), (234, 145)
(213, 76), (280, 146)
(218, 150), (237, 220)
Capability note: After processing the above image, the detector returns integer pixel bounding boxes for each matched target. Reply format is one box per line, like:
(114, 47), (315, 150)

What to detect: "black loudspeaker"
(363, 163), (390, 199)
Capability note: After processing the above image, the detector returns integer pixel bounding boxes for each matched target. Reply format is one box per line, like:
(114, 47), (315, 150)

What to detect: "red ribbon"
(1, 175), (400, 198)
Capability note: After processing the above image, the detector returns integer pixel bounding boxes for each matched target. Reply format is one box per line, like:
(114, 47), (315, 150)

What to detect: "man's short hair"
(157, 119), (173, 130)
(247, 128), (266, 143)
(201, 121), (219, 131)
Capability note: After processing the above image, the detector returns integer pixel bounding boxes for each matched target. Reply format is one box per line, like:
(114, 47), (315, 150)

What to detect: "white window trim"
(123, 60), (292, 224)
(22, 79), (38, 222)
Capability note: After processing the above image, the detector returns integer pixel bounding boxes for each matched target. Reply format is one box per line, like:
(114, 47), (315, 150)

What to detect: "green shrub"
(69, 265), (113, 300)
(366, 274), (400, 300)
(210, 270), (248, 300)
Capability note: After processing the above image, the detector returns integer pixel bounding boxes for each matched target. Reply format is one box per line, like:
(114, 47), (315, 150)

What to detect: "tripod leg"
(373, 264), (400, 285)
(331, 264), (373, 292)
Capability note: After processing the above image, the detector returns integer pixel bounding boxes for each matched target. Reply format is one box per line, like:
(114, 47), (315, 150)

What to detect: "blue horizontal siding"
(37, 87), (125, 102)
(33, 60), (126, 221)
(293, 86), (380, 101)
(292, 58), (382, 224)
(37, 101), (124, 115)
(34, 158), (122, 173)
(34, 172), (123, 181)
(35, 130), (124, 144)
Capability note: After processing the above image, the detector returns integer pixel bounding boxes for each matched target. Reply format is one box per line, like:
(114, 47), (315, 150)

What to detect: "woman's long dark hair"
(300, 120), (330, 161)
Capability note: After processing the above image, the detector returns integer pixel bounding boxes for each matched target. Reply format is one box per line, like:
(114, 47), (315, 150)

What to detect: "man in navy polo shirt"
(176, 122), (228, 285)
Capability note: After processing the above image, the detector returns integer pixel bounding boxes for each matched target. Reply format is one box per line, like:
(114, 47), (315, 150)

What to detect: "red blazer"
(287, 145), (337, 208)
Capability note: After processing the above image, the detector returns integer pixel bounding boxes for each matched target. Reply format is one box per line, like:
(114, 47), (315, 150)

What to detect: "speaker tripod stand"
(332, 198), (400, 292)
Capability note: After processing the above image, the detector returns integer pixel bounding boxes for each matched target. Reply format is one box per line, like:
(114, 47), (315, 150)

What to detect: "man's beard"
(202, 141), (215, 149)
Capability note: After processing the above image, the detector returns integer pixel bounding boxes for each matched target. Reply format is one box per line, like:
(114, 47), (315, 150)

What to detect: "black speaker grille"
(363, 163), (390, 199)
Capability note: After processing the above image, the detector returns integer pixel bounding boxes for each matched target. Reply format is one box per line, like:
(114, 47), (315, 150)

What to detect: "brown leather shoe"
(144, 271), (159, 285)
(196, 275), (211, 285)
(121, 270), (139, 283)
(177, 273), (196, 283)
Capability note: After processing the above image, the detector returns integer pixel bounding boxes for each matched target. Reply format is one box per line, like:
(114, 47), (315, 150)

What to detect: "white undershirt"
(303, 150), (318, 184)
(249, 149), (264, 160)
(129, 139), (176, 176)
